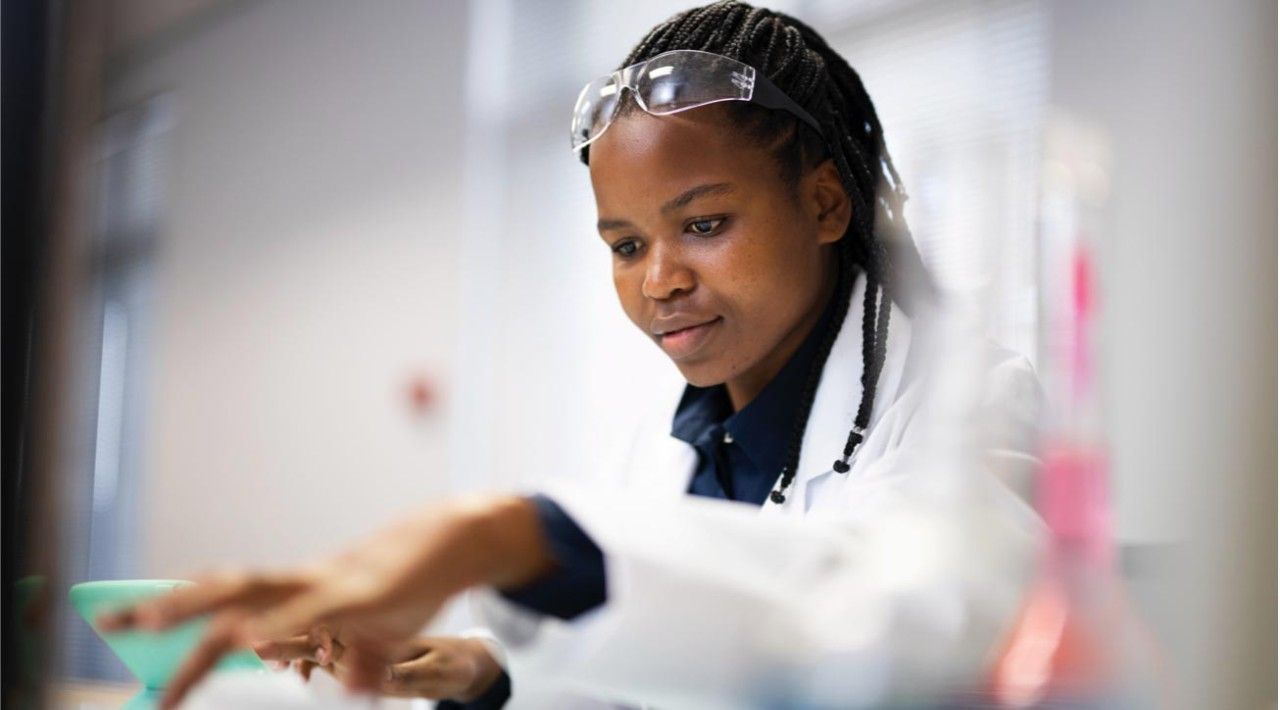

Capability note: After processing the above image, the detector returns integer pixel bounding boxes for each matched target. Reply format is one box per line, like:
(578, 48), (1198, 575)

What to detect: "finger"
(98, 580), (218, 632)
(297, 659), (316, 682)
(387, 637), (435, 664)
(252, 633), (316, 662)
(384, 653), (445, 697)
(107, 571), (299, 632)
(313, 625), (340, 666)
(95, 604), (143, 632)
(160, 612), (248, 710)
(247, 586), (374, 643)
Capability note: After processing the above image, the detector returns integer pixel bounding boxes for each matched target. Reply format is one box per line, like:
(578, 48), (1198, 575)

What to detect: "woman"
(102, 2), (1042, 707)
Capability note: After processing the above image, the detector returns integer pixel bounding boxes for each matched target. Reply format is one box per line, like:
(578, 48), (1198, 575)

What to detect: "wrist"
(464, 495), (556, 590)
(416, 495), (554, 603)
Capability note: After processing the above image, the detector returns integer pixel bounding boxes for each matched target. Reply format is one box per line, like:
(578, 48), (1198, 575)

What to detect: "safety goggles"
(570, 49), (824, 152)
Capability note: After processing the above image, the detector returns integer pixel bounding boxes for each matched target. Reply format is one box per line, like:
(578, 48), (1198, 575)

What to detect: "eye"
(612, 239), (641, 258)
(686, 217), (726, 236)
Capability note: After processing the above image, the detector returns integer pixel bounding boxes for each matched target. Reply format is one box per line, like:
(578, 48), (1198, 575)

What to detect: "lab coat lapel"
(622, 393), (700, 500)
(760, 271), (913, 517)
(641, 436), (699, 499)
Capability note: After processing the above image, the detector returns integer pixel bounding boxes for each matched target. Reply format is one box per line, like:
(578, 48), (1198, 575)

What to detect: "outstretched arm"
(98, 495), (551, 709)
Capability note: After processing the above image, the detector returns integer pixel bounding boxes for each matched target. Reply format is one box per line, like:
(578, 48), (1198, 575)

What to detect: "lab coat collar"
(668, 286), (844, 493)
(625, 270), (913, 514)
(762, 269), (913, 516)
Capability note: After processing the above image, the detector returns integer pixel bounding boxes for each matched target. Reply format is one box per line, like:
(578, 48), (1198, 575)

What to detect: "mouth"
(655, 317), (723, 360)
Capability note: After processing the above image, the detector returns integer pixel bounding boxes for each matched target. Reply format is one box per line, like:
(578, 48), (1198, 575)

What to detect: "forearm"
(424, 495), (557, 597)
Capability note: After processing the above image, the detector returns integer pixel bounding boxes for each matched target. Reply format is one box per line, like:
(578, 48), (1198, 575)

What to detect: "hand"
(257, 631), (503, 701)
(97, 495), (551, 709)
(250, 625), (336, 682)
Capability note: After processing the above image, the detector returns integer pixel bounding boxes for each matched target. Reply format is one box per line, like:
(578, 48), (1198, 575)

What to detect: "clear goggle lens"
(571, 50), (756, 152)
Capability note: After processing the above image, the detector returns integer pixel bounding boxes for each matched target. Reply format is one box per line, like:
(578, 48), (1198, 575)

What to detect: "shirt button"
(722, 431), (734, 444)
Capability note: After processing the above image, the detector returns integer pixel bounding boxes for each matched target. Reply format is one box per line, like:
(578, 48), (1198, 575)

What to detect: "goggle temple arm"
(750, 77), (825, 140)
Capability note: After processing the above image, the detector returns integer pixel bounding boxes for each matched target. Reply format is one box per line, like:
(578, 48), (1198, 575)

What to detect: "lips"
(652, 316), (722, 360)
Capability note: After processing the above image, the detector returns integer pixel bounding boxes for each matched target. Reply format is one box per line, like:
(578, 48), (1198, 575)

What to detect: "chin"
(671, 359), (732, 388)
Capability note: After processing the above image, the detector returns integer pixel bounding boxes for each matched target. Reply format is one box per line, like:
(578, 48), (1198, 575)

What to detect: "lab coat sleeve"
(473, 481), (1039, 708)
(496, 494), (607, 620)
(473, 355), (1044, 708)
(975, 349), (1045, 508)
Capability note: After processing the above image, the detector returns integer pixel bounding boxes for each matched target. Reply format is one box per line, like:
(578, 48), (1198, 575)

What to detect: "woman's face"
(589, 106), (851, 407)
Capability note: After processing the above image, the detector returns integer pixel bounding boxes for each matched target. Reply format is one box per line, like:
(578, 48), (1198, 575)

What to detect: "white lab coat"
(470, 272), (1045, 709)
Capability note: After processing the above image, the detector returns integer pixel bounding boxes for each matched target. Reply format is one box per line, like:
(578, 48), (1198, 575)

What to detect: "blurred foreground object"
(984, 117), (1165, 708)
(4, 0), (108, 706)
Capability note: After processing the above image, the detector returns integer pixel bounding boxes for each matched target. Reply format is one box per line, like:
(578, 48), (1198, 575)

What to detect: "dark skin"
(96, 106), (852, 708)
(254, 629), (502, 701)
(591, 105), (852, 409)
(98, 496), (550, 708)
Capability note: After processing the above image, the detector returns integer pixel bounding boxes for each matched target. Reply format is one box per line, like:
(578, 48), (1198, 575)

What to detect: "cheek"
(707, 228), (826, 347)
(710, 229), (813, 316)
(612, 265), (646, 328)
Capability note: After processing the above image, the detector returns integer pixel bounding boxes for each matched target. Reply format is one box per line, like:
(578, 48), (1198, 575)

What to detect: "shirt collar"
(670, 285), (842, 477)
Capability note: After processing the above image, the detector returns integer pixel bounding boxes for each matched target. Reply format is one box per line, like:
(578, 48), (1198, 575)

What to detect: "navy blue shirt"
(674, 288), (839, 505)
(465, 292), (841, 709)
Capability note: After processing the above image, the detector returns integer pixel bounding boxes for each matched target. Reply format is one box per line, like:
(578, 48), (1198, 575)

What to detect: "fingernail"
(270, 660), (288, 671)
(315, 647), (329, 665)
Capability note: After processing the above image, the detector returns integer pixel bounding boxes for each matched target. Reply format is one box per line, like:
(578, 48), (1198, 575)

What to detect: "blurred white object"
(473, 276), (1046, 708)
(182, 669), (395, 710)
(982, 116), (1165, 709)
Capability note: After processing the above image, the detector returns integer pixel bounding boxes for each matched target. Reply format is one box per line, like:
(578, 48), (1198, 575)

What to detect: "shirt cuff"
(435, 669), (511, 710)
(498, 494), (607, 620)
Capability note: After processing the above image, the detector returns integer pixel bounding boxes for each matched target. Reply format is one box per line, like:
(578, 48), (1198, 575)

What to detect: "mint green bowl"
(70, 580), (264, 708)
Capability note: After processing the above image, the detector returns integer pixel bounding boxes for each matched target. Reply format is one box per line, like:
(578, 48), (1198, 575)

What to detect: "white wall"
(448, 0), (714, 498)
(105, 0), (469, 572)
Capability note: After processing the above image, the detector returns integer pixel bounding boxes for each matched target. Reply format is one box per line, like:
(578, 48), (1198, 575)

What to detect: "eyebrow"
(596, 182), (736, 232)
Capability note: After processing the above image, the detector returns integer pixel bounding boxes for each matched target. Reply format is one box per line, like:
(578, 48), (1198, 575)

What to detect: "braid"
(773, 255), (856, 499)
(587, 1), (929, 504)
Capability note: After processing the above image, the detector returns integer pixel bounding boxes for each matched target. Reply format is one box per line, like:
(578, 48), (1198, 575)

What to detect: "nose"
(641, 241), (695, 301)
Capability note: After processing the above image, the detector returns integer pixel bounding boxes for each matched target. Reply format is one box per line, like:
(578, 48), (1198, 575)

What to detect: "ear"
(801, 158), (852, 246)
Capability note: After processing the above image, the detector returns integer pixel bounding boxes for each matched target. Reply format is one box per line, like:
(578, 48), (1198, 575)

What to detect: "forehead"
(587, 107), (782, 211)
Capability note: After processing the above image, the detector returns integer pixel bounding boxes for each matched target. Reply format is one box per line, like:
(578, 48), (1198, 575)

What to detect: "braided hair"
(581, 1), (931, 504)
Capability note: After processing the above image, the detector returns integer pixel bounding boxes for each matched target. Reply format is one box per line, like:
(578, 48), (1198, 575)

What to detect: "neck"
(724, 260), (840, 411)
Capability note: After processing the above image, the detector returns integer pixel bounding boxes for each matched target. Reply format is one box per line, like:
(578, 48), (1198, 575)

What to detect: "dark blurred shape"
(3, 0), (55, 703)
(4, 0), (108, 705)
